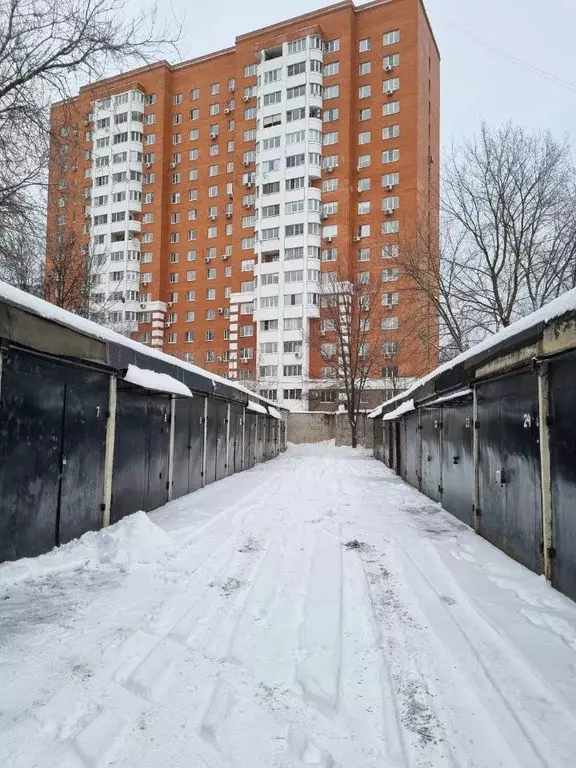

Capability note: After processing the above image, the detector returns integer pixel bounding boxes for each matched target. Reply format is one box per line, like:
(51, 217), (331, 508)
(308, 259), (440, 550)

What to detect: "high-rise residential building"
(47, 0), (439, 410)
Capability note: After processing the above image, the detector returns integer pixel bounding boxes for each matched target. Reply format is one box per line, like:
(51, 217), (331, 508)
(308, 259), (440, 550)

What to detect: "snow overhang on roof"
(367, 403), (384, 419)
(383, 399), (416, 421)
(123, 365), (193, 397)
(268, 407), (282, 420)
(425, 388), (472, 407)
(247, 400), (268, 415)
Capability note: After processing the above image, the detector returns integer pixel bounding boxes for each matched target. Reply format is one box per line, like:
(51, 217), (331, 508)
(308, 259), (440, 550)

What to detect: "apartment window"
(323, 108), (339, 123)
(358, 178), (371, 192)
(382, 220), (399, 234)
(261, 227), (280, 241)
(263, 135), (281, 150)
(382, 195), (399, 212)
(244, 63), (257, 77)
(322, 179), (339, 194)
(358, 154), (371, 169)
(287, 84), (306, 100)
(359, 108), (373, 124)
(383, 78), (400, 94)
(287, 61), (306, 77)
(210, 82), (220, 96)
(240, 325), (254, 337)
(209, 104), (220, 116)
(260, 342), (278, 354)
(323, 131), (338, 146)
(173, 113), (183, 125)
(382, 148), (400, 163)
(173, 93), (183, 105)
(382, 244), (399, 259)
(358, 131), (371, 145)
(205, 288), (216, 301)
(324, 85), (339, 100)
(359, 85), (371, 99)
(382, 341), (399, 356)
(286, 177), (305, 191)
(264, 90), (282, 106)
(358, 201), (371, 215)
(260, 320), (277, 331)
(358, 248), (371, 262)
(359, 61), (371, 75)
(172, 172), (181, 183)
(324, 61), (339, 77)
(382, 292), (400, 307)
(209, 145), (219, 157)
(287, 38), (306, 54)
(283, 365), (302, 377)
(382, 268), (399, 282)
(383, 30), (401, 45)
(263, 113), (281, 128)
(285, 223), (305, 237)
(265, 68), (282, 83)
(260, 296), (279, 309)
(244, 107), (257, 120)
(287, 107), (306, 122)
(382, 124), (401, 140)
(168, 272), (179, 284)
(285, 247), (304, 260)
(383, 101), (400, 116)
(383, 54), (400, 69)
(322, 201), (338, 216)
(242, 236), (255, 250)
(324, 39), (340, 53)
(208, 164), (219, 176)
(187, 230), (197, 241)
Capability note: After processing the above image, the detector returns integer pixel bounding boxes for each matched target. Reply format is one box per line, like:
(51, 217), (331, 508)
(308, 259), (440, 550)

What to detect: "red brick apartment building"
(46, 0), (440, 410)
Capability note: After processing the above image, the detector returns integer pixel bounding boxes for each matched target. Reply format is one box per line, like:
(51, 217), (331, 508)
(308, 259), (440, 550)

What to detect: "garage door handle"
(453, 456), (460, 464)
(427, 455), (432, 461)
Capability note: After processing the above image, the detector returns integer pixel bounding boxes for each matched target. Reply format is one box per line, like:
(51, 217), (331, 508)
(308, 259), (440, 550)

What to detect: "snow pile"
(0, 511), (175, 584)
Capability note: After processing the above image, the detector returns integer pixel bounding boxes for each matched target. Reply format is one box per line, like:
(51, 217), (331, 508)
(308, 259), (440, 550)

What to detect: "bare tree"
(307, 273), (397, 448)
(0, 0), (180, 290)
(397, 124), (576, 360)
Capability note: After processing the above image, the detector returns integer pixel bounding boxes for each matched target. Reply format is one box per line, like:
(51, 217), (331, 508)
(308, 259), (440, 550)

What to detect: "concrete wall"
(287, 411), (373, 448)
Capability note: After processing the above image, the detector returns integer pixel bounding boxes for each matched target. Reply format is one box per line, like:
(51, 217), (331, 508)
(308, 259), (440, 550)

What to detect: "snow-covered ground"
(1, 444), (576, 768)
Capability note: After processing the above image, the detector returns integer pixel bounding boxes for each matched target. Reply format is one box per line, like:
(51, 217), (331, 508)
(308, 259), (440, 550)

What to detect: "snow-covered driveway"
(2, 444), (576, 768)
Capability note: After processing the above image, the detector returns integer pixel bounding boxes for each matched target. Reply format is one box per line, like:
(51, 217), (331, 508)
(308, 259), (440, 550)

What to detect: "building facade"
(47, 0), (440, 410)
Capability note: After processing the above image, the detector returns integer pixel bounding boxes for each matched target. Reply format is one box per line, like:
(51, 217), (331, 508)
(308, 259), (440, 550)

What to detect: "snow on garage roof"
(382, 399), (415, 421)
(247, 400), (268, 415)
(0, 280), (279, 409)
(123, 365), (193, 397)
(369, 287), (576, 418)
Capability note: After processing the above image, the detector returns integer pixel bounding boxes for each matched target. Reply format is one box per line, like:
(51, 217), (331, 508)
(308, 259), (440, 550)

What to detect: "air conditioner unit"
(164, 321), (172, 328)
(385, 209), (394, 216)
(243, 95), (250, 102)
(295, 352), (302, 359)
(353, 236), (361, 242)
(225, 212), (232, 218)
(243, 160), (251, 167)
(167, 301), (174, 307)
(84, 119), (90, 126)
(243, 202), (252, 209)
(218, 307), (224, 314)
(209, 214), (217, 221)
(228, 192), (234, 199)
(241, 358), (249, 363)
(216, 356), (223, 362)
(224, 108), (231, 114)
(385, 88), (395, 96)
(221, 253), (229, 260)
(383, 303), (393, 310)
(326, 166), (334, 173)
(385, 183), (394, 191)
(244, 181), (253, 188)
(325, 236), (333, 242)
(210, 132), (217, 140)
(321, 212), (328, 220)
(319, 330), (326, 336)
(384, 64), (394, 72)
(204, 256), (211, 263)
(169, 162), (177, 169)
(139, 302), (147, 309)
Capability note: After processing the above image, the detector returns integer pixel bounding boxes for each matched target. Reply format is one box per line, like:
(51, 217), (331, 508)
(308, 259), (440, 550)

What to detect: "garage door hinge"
(438, 485), (443, 494)
(475, 507), (482, 517)
(474, 420), (480, 429)
(548, 546), (556, 560)
(546, 415), (553, 427)
(100, 502), (106, 512)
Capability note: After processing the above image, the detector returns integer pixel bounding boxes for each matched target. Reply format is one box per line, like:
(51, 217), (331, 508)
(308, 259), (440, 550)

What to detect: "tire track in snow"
(397, 542), (564, 768)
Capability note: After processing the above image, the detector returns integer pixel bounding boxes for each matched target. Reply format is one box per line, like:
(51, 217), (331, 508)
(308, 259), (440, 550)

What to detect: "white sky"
(140, 0), (576, 149)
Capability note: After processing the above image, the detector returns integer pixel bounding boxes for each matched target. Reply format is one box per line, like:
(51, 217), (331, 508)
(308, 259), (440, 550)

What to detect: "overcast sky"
(146, 0), (575, 149)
